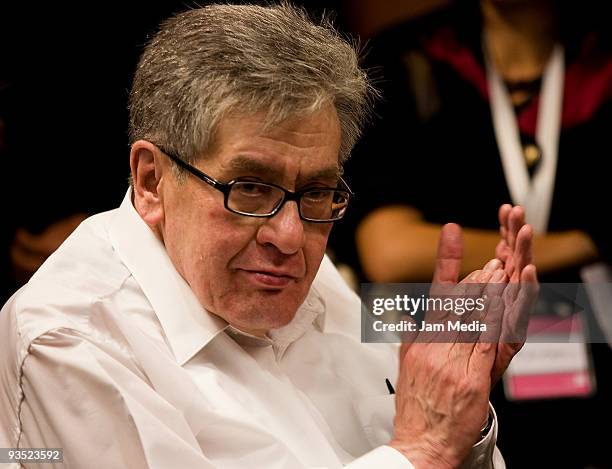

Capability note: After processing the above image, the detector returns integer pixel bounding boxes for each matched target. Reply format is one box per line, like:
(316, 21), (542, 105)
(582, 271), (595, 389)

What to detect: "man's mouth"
(236, 269), (299, 288)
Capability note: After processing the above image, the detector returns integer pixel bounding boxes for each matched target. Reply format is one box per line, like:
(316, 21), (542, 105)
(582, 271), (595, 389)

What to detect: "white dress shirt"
(0, 191), (502, 469)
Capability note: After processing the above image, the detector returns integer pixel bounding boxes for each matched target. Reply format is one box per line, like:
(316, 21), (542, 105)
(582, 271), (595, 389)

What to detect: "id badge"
(503, 314), (596, 400)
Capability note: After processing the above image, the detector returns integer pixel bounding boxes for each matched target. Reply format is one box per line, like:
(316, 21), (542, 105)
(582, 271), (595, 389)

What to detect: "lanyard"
(486, 45), (564, 234)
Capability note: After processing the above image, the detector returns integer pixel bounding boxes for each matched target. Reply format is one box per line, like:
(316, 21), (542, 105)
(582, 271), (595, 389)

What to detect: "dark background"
(0, 1), (348, 224)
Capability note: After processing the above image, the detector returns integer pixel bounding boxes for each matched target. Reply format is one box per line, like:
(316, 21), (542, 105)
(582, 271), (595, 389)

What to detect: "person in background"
(344, 0), (611, 467)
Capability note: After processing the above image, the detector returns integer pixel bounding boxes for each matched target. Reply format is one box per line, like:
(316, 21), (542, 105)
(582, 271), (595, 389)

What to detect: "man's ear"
(130, 140), (166, 226)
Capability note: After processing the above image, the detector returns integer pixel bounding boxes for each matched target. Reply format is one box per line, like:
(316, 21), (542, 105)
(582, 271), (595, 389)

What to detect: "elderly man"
(0, 3), (537, 468)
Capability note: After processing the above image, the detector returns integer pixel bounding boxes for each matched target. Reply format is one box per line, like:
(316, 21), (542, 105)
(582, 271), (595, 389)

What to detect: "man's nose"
(256, 201), (306, 255)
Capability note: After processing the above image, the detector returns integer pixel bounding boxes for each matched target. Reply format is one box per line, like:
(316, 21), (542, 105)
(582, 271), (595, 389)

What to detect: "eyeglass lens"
(227, 182), (348, 220)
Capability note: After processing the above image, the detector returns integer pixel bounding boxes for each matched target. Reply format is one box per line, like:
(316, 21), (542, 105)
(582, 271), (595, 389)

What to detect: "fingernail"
(483, 259), (501, 272)
(468, 270), (481, 281)
(491, 270), (506, 282)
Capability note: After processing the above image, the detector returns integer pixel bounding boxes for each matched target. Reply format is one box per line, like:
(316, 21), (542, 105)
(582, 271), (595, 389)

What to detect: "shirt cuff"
(460, 403), (503, 469)
(350, 404), (502, 469)
(348, 445), (415, 469)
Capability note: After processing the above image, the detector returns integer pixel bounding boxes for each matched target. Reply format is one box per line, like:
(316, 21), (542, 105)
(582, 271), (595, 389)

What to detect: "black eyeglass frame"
(157, 146), (353, 223)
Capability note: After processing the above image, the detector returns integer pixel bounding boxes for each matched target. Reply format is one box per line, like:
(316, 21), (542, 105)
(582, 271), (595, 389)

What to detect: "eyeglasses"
(157, 146), (352, 223)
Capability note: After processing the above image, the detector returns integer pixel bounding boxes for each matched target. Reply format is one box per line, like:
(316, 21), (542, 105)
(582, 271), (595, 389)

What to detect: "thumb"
(432, 223), (463, 286)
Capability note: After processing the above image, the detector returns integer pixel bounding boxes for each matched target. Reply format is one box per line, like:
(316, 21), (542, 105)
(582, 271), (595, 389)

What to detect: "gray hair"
(128, 2), (374, 169)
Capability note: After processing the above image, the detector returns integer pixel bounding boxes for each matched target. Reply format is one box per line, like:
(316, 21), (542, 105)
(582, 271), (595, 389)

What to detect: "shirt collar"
(269, 287), (325, 348)
(108, 190), (327, 364)
(108, 189), (227, 365)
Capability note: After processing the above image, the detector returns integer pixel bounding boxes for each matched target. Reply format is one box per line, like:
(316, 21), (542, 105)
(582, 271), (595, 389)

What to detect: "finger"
(477, 295), (504, 346)
(512, 224), (534, 280)
(484, 268), (507, 290)
(453, 271), (483, 325)
(459, 262), (505, 316)
(507, 206), (525, 250)
(492, 342), (522, 386)
(483, 258), (502, 273)
(496, 239), (515, 277)
(432, 223), (463, 285)
(452, 267), (501, 342)
(495, 239), (510, 262)
(482, 268), (507, 324)
(475, 296), (505, 387)
(467, 266), (503, 316)
(458, 261), (502, 296)
(466, 299), (501, 386)
(460, 269), (483, 283)
(498, 204), (512, 238)
(502, 264), (539, 343)
(521, 263), (538, 285)
(458, 260), (500, 292)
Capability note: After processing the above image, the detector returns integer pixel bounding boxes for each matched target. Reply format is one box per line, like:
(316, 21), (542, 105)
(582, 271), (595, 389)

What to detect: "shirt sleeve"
(13, 328), (216, 469)
(460, 404), (506, 469)
(347, 446), (414, 468)
(348, 404), (505, 469)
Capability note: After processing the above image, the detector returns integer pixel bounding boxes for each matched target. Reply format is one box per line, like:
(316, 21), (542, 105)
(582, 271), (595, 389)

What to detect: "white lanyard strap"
(487, 45), (564, 234)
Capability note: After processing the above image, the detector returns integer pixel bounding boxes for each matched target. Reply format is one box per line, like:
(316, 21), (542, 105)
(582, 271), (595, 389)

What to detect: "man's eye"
(234, 182), (271, 197)
(303, 190), (331, 203)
